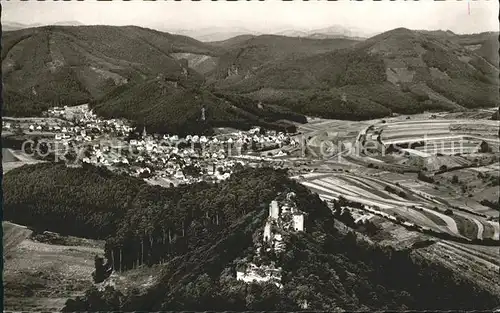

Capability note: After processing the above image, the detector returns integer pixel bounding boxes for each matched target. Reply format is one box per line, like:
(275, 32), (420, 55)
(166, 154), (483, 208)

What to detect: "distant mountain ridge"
(211, 27), (499, 120)
(275, 25), (377, 40)
(168, 25), (376, 42)
(2, 24), (498, 134)
(52, 21), (84, 26)
(2, 21), (44, 31)
(2, 20), (83, 31)
(166, 27), (262, 42)
(2, 25), (307, 134)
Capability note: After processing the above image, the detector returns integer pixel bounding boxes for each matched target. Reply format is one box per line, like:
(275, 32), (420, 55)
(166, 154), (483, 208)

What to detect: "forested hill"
(3, 26), (499, 133)
(2, 25), (304, 134)
(2, 25), (215, 116)
(3, 163), (500, 311)
(90, 80), (306, 135)
(213, 28), (499, 119)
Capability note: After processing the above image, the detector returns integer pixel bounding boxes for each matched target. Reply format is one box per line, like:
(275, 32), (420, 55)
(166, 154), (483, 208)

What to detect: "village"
(2, 104), (300, 186)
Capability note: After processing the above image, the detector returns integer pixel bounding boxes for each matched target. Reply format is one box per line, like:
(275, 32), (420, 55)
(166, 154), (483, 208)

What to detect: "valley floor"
(3, 109), (499, 308)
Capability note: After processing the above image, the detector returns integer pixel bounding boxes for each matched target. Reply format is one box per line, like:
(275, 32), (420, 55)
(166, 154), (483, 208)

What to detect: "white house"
(249, 127), (261, 134)
(293, 214), (304, 232)
(269, 201), (279, 219)
(263, 221), (272, 242)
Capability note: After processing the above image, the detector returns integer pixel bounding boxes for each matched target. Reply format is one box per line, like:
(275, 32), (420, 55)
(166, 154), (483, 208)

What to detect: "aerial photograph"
(1, 0), (499, 311)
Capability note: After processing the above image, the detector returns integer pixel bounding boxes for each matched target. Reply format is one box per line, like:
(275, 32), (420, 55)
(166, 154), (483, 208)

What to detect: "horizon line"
(2, 22), (499, 37)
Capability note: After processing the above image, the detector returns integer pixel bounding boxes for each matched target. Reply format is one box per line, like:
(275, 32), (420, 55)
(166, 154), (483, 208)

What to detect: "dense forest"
(90, 80), (301, 136)
(3, 163), (500, 311)
(63, 184), (500, 311)
(3, 163), (303, 270)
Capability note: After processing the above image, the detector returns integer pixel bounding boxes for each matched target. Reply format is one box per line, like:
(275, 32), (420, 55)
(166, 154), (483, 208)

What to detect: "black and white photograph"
(1, 0), (499, 311)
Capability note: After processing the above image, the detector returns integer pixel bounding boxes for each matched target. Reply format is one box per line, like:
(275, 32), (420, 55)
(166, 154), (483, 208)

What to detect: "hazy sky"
(2, 0), (498, 35)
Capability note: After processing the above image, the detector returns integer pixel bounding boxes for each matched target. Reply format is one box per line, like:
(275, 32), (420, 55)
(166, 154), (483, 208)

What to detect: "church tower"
(142, 126), (147, 138)
(201, 106), (206, 121)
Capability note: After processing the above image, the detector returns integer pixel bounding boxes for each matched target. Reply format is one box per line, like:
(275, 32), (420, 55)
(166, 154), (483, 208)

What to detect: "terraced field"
(433, 167), (499, 217)
(419, 240), (500, 295)
(413, 139), (481, 155)
(378, 119), (500, 154)
(294, 171), (498, 241)
(382, 120), (453, 142)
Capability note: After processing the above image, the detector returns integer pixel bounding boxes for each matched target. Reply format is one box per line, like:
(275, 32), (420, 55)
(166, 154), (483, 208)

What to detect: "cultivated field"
(294, 170), (498, 241)
(289, 113), (499, 244)
(3, 222), (104, 311)
(377, 119), (500, 154)
(2, 148), (20, 162)
(2, 148), (44, 174)
(418, 241), (500, 295)
(364, 214), (500, 295)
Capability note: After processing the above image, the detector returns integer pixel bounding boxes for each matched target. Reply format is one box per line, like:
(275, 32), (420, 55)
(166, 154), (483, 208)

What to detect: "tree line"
(3, 163), (301, 271)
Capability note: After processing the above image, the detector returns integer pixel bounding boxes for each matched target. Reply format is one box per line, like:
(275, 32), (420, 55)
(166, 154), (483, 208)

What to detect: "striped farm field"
(296, 171), (499, 242)
(469, 162), (500, 173)
(415, 147), (479, 156)
(488, 221), (500, 240)
(452, 214), (479, 240)
(296, 173), (459, 235)
(378, 119), (499, 151)
(383, 130), (452, 142)
(380, 120), (452, 140)
(419, 209), (447, 226)
(482, 223), (496, 240)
